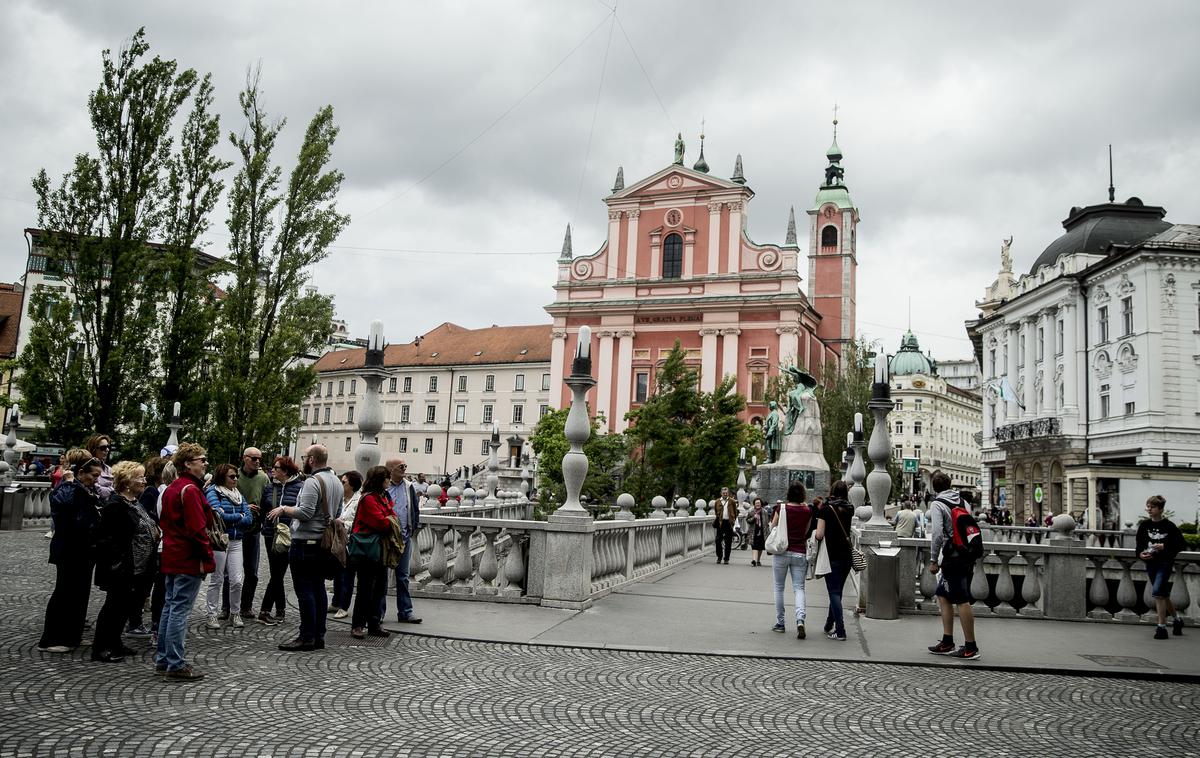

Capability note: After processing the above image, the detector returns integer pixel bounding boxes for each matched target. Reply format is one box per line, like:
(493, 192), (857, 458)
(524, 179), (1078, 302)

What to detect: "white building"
(887, 331), (982, 495)
(300, 322), (552, 476)
(937, 358), (982, 392)
(968, 196), (1200, 527)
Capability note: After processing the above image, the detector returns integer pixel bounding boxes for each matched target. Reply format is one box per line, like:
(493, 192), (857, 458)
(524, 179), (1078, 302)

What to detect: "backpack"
(941, 502), (983, 565)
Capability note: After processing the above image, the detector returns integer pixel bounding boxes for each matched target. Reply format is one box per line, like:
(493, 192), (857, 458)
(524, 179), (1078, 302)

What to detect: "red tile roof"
(313, 322), (551, 372)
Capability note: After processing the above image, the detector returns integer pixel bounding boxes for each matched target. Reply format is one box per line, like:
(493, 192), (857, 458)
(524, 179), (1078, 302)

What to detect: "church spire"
(731, 153), (745, 184)
(822, 105), (845, 188)
(692, 122), (709, 173)
(559, 224), (573, 262)
(612, 165), (624, 192)
(785, 206), (797, 246)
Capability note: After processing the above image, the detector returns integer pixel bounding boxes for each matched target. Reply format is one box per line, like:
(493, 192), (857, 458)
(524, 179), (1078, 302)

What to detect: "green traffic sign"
(903, 458), (918, 473)
(1034, 485), (1044, 504)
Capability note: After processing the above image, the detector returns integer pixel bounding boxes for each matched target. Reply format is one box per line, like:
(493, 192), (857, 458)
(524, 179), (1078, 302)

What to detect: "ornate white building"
(300, 323), (551, 476)
(887, 331), (982, 495)
(968, 196), (1200, 527)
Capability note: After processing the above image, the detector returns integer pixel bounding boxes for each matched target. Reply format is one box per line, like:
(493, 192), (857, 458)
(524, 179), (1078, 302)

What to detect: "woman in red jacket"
(351, 465), (394, 639)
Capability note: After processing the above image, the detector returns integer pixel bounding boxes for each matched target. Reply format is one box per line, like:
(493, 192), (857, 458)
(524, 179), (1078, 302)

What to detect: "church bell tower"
(807, 114), (859, 357)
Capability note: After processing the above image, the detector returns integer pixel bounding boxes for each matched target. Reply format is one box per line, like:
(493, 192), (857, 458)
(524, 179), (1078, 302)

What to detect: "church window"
(662, 233), (683, 279)
(821, 225), (838, 248)
(749, 372), (765, 403)
(635, 372), (649, 403)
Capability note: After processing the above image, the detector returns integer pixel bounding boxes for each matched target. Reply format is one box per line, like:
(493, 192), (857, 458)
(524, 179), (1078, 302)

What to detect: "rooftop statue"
(673, 132), (685, 165)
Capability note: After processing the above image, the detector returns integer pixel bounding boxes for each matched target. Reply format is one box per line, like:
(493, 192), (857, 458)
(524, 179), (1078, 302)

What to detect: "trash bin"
(866, 544), (902, 619)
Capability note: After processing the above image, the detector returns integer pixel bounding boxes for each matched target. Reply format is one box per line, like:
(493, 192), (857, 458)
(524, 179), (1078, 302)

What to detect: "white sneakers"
(205, 614), (221, 630)
(333, 609), (348, 619)
(231, 615), (244, 629)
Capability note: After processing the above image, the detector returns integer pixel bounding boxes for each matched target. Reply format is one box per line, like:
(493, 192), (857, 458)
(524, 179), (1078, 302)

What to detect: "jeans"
(1147, 562), (1174, 598)
(261, 533), (290, 616)
(206, 540), (244, 617)
(290, 541), (328, 642)
(773, 551), (808, 626)
(352, 560), (387, 629)
(223, 533), (261, 614)
(824, 559), (851, 636)
(150, 570), (165, 629)
(333, 564), (355, 611)
(38, 560), (94, 649)
(156, 573), (202, 672)
(380, 533), (414, 620)
(715, 523), (734, 562)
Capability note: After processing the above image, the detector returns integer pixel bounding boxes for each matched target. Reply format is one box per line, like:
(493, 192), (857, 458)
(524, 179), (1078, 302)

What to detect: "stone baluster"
(477, 527), (499, 596)
(1114, 558), (1140, 622)
(1141, 564), (1157, 623)
(1087, 557), (1112, 619)
(993, 552), (1017, 615)
(462, 486), (476, 507)
(501, 531), (526, 598)
(426, 484), (443, 513)
(1171, 562), (1192, 620)
(614, 493), (635, 521)
(426, 525), (449, 592)
(674, 497), (689, 517)
(918, 546), (937, 607)
(1019, 554), (1043, 617)
(970, 552), (991, 613)
(693, 498), (708, 517)
(649, 495), (667, 519)
(445, 485), (461, 511)
(449, 524), (475, 594)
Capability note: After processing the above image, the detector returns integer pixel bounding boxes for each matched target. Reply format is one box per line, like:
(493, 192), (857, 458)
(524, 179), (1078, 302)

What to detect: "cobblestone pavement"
(3, 530), (1199, 757)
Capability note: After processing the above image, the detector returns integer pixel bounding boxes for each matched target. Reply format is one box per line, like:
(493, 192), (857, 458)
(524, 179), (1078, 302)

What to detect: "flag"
(995, 376), (1024, 410)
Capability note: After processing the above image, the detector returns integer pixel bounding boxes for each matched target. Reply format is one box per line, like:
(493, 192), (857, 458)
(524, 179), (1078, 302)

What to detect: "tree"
(529, 408), (628, 514)
(21, 29), (204, 446)
(209, 69), (347, 462)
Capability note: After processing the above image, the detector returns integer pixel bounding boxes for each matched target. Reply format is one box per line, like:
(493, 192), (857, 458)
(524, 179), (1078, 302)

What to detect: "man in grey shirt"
(893, 502), (918, 538)
(269, 444), (341, 651)
(925, 471), (980, 661)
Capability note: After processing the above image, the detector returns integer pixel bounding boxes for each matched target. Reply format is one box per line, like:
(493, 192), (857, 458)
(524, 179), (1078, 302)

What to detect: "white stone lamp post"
(864, 357), (895, 530)
(354, 320), (388, 475)
(485, 422), (501, 505)
(554, 326), (595, 521)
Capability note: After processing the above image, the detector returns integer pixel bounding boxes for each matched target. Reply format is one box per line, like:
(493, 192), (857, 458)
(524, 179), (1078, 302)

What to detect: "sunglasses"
(189, 456), (208, 463)
(246, 456), (261, 462)
(96, 445), (110, 451)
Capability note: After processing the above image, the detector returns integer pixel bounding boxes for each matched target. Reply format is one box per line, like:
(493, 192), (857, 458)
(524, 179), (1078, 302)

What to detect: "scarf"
(216, 485), (244, 505)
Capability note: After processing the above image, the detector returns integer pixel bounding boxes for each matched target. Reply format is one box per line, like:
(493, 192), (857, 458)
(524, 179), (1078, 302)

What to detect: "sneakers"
(37, 645), (73, 654)
(231, 615), (244, 629)
(826, 631), (847, 641)
(771, 623), (786, 633)
(796, 624), (806, 640)
(928, 640), (955, 655)
(1173, 617), (1185, 636)
(333, 609), (348, 619)
(125, 625), (152, 638)
(164, 665), (205, 681)
(257, 611), (278, 626)
(397, 616), (422, 624)
(205, 614), (221, 630)
(948, 646), (982, 660)
(1155, 625), (1169, 640)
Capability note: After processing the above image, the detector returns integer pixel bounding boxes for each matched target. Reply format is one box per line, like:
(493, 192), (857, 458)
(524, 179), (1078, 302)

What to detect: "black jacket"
(94, 494), (142, 590)
(48, 481), (101, 566)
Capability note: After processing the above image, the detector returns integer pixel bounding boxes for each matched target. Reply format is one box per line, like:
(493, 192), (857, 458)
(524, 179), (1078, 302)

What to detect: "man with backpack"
(926, 471), (982, 660)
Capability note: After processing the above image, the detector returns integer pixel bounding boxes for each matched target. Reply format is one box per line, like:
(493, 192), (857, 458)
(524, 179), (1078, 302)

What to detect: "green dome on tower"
(889, 331), (936, 376)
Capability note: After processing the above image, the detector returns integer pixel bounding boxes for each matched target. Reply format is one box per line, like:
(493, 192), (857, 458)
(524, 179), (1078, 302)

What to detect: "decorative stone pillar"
(354, 320), (388, 475)
(549, 330), (568, 410)
(863, 383), (894, 532)
(720, 328), (740, 393)
(606, 210), (622, 279)
(1043, 307), (1058, 416)
(614, 493), (635, 520)
(699, 328), (719, 392)
(163, 402), (181, 452)
(776, 325), (800, 367)
(1022, 316), (1037, 419)
(484, 425), (501, 506)
(726, 200), (743, 274)
(1006, 322), (1020, 422)
(555, 333), (595, 522)
(706, 201), (722, 274)
(624, 209), (639, 280)
(596, 330), (615, 432)
(613, 330), (635, 433)
(1061, 296), (1078, 413)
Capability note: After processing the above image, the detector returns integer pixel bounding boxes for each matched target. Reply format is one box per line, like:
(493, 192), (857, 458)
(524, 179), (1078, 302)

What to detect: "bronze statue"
(763, 401), (784, 463)
(782, 365), (819, 435)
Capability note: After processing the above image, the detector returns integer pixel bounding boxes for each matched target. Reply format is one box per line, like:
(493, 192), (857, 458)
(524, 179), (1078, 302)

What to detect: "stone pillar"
(549, 330), (567, 410)
(1086, 474), (1098, 529)
(354, 322), (388, 475)
(596, 330), (615, 431)
(1043, 307), (1058, 417)
(606, 210), (621, 279)
(720, 328), (740, 392)
(726, 200), (743, 274)
(1006, 323), (1020, 422)
(613, 330), (635, 433)
(624, 210), (639, 279)
(776, 325), (799, 366)
(706, 202), (722, 275)
(1023, 316), (1038, 418)
(700, 328), (719, 392)
(1041, 517), (1087, 620)
(1061, 299), (1078, 413)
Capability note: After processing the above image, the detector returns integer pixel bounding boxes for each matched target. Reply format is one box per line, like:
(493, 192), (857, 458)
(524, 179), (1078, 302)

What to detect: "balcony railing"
(994, 417), (1060, 443)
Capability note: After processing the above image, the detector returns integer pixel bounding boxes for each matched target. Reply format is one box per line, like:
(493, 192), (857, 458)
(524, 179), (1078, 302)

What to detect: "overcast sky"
(3, 1), (1198, 364)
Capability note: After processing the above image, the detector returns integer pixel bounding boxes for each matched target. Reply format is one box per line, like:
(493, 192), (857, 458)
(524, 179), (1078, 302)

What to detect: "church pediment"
(610, 165), (748, 200)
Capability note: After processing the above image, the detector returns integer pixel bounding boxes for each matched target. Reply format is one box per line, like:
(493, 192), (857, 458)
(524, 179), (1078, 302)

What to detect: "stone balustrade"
(895, 534), (1200, 624)
(0, 481), (52, 530)
(981, 524), (1133, 548)
(590, 514), (710, 597)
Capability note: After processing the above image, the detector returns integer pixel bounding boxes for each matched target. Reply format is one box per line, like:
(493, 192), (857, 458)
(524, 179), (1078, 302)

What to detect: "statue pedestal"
(757, 464), (830, 507)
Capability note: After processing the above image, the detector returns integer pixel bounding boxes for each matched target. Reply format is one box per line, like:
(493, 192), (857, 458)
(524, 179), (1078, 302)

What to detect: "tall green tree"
(21, 28), (203, 446)
(210, 70), (347, 461)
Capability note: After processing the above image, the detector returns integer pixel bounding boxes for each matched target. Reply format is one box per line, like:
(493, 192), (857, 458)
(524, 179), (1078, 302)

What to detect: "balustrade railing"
(0, 481), (52, 530)
(590, 515), (710, 596)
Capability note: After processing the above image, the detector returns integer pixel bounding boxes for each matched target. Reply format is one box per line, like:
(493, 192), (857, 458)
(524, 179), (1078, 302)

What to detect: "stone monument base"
(757, 463), (831, 507)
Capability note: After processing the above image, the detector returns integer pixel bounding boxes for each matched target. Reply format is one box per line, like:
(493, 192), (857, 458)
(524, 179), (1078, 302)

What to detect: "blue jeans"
(1146, 562), (1174, 598)
(773, 551), (808, 626)
(289, 542), (328, 642)
(823, 559), (851, 636)
(156, 573), (202, 672)
(333, 564), (356, 611)
(380, 533), (414, 620)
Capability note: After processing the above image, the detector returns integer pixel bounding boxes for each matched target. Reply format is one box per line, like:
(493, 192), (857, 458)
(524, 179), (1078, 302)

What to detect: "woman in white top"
(331, 470), (363, 618)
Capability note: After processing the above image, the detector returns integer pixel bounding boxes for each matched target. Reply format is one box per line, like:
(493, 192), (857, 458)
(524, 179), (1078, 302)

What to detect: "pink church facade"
(545, 136), (859, 432)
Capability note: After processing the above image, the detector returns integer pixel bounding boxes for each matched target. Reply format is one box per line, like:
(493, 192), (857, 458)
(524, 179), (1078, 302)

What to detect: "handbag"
(272, 520), (292, 554)
(346, 493), (383, 565)
(190, 485), (230, 552)
(765, 503), (790, 555)
(831, 505), (866, 572)
(314, 474), (348, 575)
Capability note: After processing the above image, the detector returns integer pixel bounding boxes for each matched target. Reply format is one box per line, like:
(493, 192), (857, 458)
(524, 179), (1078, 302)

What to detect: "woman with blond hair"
(92, 461), (158, 662)
(204, 463), (254, 629)
(83, 434), (115, 500)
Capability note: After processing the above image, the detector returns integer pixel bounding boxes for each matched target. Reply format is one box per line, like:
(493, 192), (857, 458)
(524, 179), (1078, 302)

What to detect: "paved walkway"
(3, 530), (1198, 757)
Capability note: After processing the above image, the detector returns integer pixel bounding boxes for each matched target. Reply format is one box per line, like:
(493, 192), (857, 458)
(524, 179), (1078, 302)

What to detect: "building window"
(338, 380), (345, 396)
(1056, 320), (1064, 356)
(350, 379), (357, 395)
(302, 408), (309, 424)
(914, 399), (922, 412)
(389, 377), (397, 393)
(541, 373), (551, 391)
(1037, 328), (1044, 361)
(453, 438), (463, 455)
(424, 438), (434, 455)
(403, 376), (412, 393)
(512, 405), (524, 424)
(1099, 383), (1110, 419)
(515, 374), (525, 391)
(455, 405), (466, 423)
(1124, 401), (1135, 415)
(914, 422), (922, 436)
(481, 440), (490, 456)
(326, 381), (333, 397)
(894, 400), (903, 412)
(540, 404), (550, 418)
(635, 372), (649, 403)
(821, 225), (838, 248)
(398, 437), (408, 453)
(894, 445), (903, 461)
(485, 374), (495, 393)
(1018, 335), (1026, 366)
(482, 404), (493, 424)
(346, 406), (354, 424)
(1098, 306), (1109, 343)
(914, 444), (922, 460)
(345, 437), (352, 452)
(1121, 296), (1133, 336)
(429, 376), (438, 393)
(323, 407), (331, 424)
(662, 233), (683, 279)
(750, 372), (765, 403)
(425, 405), (437, 423)
(988, 350), (996, 378)
(400, 405), (411, 423)
(895, 421), (903, 435)
(457, 375), (468, 392)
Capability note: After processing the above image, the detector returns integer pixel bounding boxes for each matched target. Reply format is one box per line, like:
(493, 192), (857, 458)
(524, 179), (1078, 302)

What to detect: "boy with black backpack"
(925, 471), (983, 660)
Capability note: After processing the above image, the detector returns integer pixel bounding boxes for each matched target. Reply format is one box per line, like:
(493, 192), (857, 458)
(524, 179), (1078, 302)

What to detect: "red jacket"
(160, 473), (215, 576)
(353, 492), (393, 535)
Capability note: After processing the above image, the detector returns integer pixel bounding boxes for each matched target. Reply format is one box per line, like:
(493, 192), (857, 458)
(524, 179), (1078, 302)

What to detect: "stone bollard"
(614, 493), (635, 521)
(649, 495), (668, 519)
